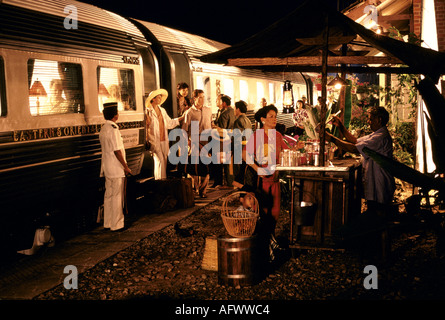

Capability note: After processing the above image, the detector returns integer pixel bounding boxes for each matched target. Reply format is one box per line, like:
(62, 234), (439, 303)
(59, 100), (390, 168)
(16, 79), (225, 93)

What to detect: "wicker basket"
(221, 191), (259, 238)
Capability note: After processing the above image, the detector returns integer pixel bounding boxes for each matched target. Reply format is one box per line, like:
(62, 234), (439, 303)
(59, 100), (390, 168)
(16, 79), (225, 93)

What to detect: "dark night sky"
(78, 0), (357, 45)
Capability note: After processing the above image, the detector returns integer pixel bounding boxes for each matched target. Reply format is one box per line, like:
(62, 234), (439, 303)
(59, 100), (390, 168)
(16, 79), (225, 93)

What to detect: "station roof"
(200, 0), (445, 83)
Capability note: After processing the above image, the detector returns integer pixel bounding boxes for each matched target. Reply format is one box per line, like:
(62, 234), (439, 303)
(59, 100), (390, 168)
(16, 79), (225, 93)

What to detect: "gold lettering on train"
(122, 56), (140, 65)
(13, 122), (144, 142)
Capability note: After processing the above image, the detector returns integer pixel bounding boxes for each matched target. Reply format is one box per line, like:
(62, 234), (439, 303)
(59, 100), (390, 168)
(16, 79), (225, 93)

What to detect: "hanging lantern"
(282, 80), (294, 113)
(328, 74), (348, 90)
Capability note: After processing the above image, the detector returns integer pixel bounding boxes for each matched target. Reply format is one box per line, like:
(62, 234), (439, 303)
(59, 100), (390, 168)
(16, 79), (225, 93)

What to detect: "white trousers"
(153, 140), (170, 180)
(104, 177), (125, 231)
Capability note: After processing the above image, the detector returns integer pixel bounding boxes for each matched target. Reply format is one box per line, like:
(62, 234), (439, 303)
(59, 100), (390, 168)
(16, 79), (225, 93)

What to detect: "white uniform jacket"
(99, 120), (126, 178)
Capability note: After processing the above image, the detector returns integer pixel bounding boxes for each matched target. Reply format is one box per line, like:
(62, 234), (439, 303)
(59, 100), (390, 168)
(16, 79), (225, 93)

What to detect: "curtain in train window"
(27, 59), (84, 116)
(97, 67), (135, 112)
(0, 57), (6, 117)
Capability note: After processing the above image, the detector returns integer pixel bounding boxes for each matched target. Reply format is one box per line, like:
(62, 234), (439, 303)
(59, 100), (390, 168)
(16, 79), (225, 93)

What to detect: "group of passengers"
(99, 86), (396, 258)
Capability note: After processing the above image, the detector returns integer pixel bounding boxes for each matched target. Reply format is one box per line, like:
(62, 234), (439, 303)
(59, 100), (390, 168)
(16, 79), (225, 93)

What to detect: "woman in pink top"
(243, 105), (289, 240)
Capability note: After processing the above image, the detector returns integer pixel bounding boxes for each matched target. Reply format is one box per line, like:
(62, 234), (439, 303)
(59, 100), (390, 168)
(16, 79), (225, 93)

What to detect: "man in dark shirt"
(215, 94), (235, 129)
(233, 100), (252, 131)
(212, 94), (235, 188)
(232, 100), (253, 189)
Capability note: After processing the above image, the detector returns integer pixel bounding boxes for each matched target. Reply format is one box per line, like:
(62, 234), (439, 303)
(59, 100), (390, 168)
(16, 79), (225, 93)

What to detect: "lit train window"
(194, 76), (211, 106)
(27, 59), (84, 116)
(97, 67), (135, 112)
(269, 83), (275, 104)
(257, 82), (265, 105)
(223, 78), (234, 100)
(239, 80), (248, 102)
(0, 57), (5, 117)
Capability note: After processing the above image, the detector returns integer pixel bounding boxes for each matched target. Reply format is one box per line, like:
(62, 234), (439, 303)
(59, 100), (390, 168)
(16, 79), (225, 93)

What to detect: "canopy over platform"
(200, 0), (445, 83)
(201, 0), (445, 175)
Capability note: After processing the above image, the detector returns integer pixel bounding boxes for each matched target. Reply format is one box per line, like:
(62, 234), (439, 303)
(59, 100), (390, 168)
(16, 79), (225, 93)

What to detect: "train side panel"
(0, 1), (152, 254)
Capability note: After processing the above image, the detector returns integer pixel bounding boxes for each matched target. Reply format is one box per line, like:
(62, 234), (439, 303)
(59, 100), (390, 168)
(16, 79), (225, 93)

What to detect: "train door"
(0, 57), (6, 118)
(137, 46), (159, 179)
(140, 46), (160, 98)
(168, 51), (193, 117)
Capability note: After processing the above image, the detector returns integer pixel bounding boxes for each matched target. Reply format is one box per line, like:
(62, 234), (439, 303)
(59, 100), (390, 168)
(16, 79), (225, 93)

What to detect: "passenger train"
(0, 0), (311, 255)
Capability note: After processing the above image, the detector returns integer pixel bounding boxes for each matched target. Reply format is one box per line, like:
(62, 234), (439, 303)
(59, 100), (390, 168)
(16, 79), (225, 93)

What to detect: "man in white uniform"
(146, 89), (183, 180)
(99, 102), (132, 231)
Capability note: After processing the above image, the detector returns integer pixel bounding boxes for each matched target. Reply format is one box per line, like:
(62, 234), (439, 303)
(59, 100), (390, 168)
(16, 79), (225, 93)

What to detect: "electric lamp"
(29, 79), (47, 113)
(98, 83), (110, 97)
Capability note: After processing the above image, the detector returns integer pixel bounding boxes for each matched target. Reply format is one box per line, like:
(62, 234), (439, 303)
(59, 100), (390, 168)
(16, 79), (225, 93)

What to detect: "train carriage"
(0, 0), (310, 256)
(0, 0), (152, 253)
(133, 19), (310, 122)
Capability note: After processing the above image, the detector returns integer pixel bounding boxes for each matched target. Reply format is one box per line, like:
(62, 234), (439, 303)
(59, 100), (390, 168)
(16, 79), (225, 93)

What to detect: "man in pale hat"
(146, 88), (184, 180)
(99, 102), (132, 231)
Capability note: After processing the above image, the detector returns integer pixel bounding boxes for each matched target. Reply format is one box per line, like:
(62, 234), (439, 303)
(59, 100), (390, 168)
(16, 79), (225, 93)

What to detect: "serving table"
(277, 158), (362, 250)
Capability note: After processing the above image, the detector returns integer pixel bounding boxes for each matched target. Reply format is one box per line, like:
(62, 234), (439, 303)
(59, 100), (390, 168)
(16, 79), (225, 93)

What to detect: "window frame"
(27, 58), (85, 116)
(0, 56), (7, 117)
(96, 66), (137, 112)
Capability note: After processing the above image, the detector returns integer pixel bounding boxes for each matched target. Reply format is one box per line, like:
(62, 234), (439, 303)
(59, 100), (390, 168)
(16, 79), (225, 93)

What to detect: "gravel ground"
(34, 191), (445, 302)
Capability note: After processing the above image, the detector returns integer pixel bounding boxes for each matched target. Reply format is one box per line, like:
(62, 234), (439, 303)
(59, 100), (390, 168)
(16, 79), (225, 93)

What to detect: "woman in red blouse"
(243, 105), (289, 242)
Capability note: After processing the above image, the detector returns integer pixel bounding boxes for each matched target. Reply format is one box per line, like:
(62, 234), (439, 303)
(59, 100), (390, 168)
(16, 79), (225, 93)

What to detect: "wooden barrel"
(217, 235), (266, 287)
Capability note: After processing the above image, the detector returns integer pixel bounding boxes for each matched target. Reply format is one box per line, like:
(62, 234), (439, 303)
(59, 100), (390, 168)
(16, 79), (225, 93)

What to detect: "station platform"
(0, 186), (235, 300)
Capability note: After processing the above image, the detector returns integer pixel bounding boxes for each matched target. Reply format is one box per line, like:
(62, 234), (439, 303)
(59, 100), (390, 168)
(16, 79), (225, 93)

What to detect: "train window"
(223, 78), (234, 100)
(257, 82), (265, 104)
(97, 67), (135, 112)
(269, 83), (275, 104)
(0, 57), (6, 117)
(28, 59), (84, 116)
(195, 75), (211, 106)
(239, 80), (248, 102)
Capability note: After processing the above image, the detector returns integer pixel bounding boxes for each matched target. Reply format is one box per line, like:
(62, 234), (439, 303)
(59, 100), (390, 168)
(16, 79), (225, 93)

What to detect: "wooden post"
(338, 42), (348, 126)
(320, 17), (329, 167)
